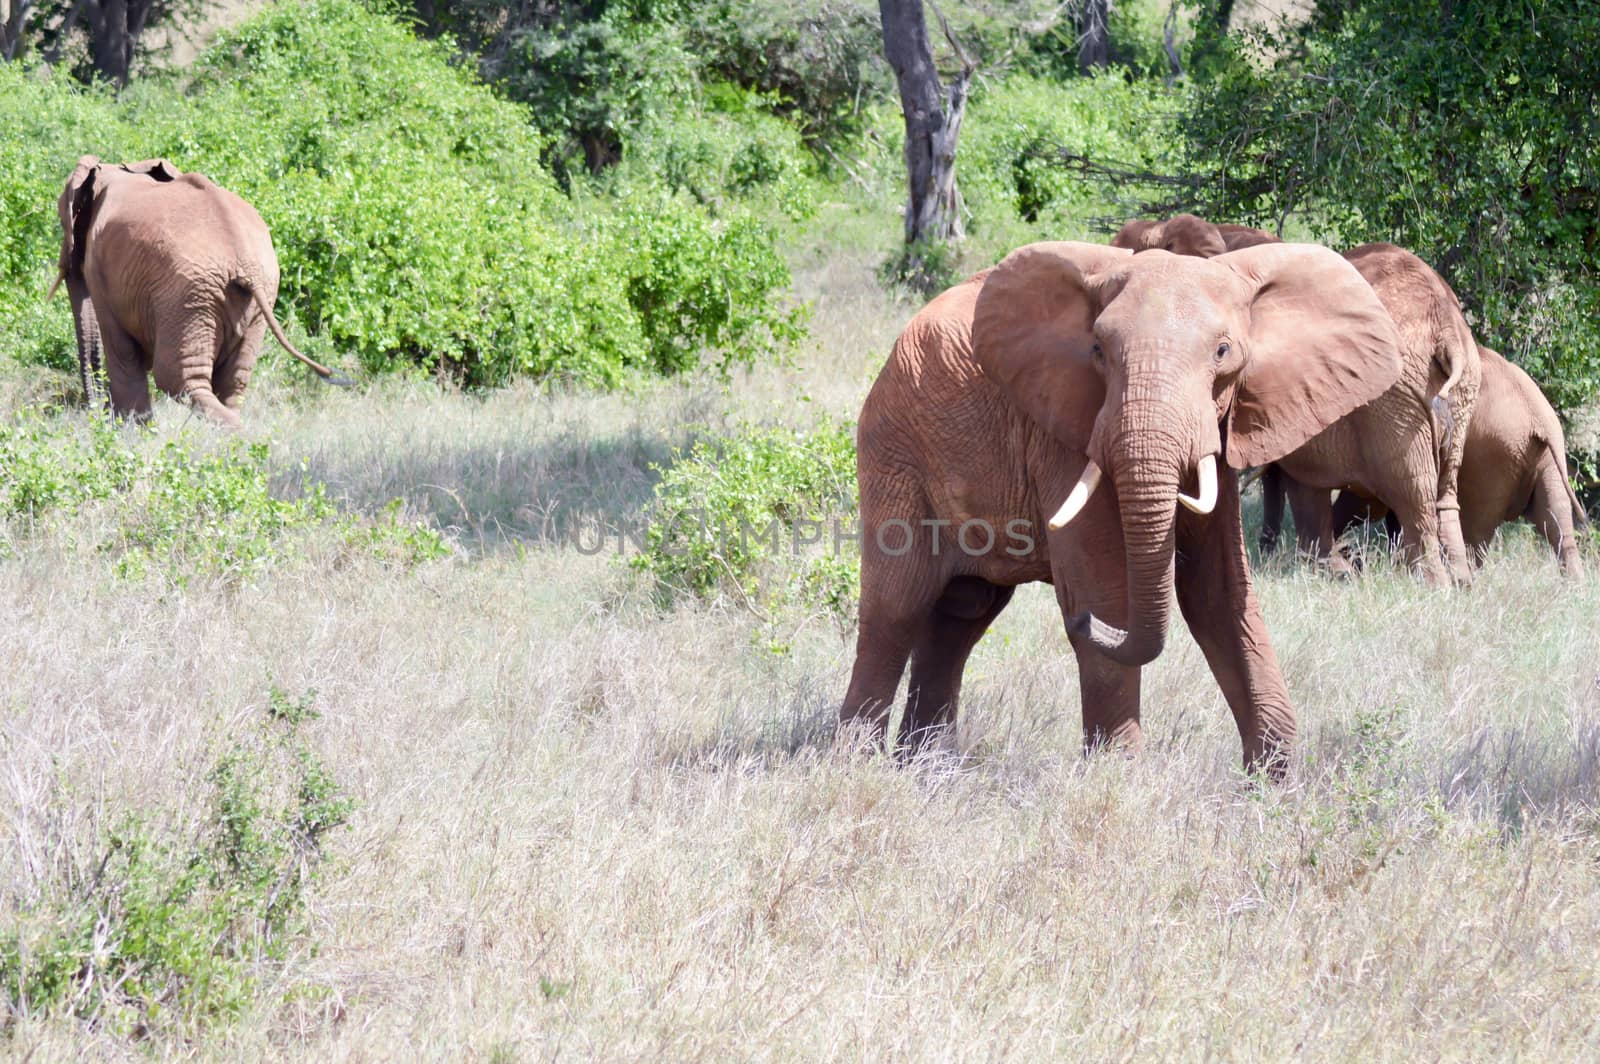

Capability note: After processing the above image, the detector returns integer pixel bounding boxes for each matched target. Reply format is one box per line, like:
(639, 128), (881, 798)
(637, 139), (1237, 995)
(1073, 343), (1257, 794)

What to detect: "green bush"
(495, 8), (699, 179)
(0, 0), (804, 388)
(0, 690), (351, 1035)
(0, 414), (449, 583)
(620, 86), (819, 222)
(632, 420), (858, 620)
(1178, 0), (1600, 415)
(959, 73), (1171, 237)
(0, 68), (112, 374)
(683, 0), (889, 149)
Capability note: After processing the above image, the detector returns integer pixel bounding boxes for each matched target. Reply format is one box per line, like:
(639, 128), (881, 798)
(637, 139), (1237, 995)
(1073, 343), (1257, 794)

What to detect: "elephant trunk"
(1069, 412), (1188, 668)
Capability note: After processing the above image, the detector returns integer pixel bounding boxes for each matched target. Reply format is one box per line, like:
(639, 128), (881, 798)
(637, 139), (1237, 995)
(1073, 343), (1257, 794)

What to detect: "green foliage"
(1179, 0), (1600, 414)
(0, 692), (351, 1035)
(1016, 0), (1187, 83)
(495, 7), (698, 178)
(683, 0), (889, 149)
(959, 73), (1171, 236)
(621, 85), (819, 222)
(632, 420), (858, 620)
(0, 0), (804, 387)
(0, 68), (111, 374)
(0, 414), (448, 583)
(877, 238), (965, 298)
(0, 0), (213, 82)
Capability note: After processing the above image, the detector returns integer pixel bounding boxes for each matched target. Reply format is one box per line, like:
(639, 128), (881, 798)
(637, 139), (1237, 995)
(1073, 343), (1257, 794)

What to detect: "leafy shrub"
(495, 7), (699, 179)
(0, 414), (449, 582)
(1178, 0), (1600, 414)
(0, 0), (804, 387)
(621, 86), (819, 222)
(1016, 0), (1187, 83)
(958, 73), (1171, 237)
(0, 67), (112, 374)
(0, 690), (351, 1035)
(632, 420), (858, 620)
(683, 0), (889, 149)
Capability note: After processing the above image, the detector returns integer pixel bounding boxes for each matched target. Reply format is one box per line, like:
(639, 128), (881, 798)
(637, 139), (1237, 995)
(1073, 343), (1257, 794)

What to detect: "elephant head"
(972, 242), (1402, 665)
(1112, 214), (1281, 258)
(53, 155), (101, 294)
(53, 157), (183, 294)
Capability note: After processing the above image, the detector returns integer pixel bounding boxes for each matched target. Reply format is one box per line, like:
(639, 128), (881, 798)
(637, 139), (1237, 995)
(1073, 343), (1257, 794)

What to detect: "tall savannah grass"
(2, 242), (1598, 1056)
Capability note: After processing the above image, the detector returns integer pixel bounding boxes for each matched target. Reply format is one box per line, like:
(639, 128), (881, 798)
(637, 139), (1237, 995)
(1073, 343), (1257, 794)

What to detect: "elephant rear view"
(52, 156), (347, 427)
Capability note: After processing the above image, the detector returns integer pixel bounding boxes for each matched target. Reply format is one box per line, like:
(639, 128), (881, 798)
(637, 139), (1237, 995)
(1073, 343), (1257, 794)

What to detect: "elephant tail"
(1548, 439), (1589, 530)
(1429, 318), (1475, 465)
(238, 281), (353, 387)
(1429, 394), (1454, 462)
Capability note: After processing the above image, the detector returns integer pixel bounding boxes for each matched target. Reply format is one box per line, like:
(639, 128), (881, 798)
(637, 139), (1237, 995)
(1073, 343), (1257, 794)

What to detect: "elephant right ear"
(971, 241), (1132, 451)
(53, 157), (100, 295)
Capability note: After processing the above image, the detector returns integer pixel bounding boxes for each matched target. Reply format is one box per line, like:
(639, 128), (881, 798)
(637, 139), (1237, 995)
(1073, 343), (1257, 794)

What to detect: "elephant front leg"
(1066, 633), (1143, 754)
(1175, 469), (1295, 777)
(66, 274), (107, 412)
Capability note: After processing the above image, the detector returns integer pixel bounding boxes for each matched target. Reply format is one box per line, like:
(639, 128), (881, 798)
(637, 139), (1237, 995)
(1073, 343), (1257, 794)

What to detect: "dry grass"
(3, 235), (1600, 1059)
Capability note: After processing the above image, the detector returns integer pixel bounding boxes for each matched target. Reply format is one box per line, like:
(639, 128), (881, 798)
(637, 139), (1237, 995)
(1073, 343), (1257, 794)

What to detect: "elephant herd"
(44, 159), (1587, 776)
(841, 217), (1587, 775)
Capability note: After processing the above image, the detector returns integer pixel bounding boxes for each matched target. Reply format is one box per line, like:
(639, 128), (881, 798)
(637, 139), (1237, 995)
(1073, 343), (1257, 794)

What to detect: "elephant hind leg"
(212, 318), (265, 413)
(1527, 453), (1584, 577)
(97, 313), (153, 423)
(898, 577), (1014, 756)
(1437, 496), (1475, 586)
(152, 318), (240, 429)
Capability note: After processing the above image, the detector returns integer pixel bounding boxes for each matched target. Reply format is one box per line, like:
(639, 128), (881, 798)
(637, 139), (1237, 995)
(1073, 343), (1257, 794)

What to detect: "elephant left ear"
(58, 156), (100, 278)
(120, 159), (181, 181)
(1221, 242), (1403, 468)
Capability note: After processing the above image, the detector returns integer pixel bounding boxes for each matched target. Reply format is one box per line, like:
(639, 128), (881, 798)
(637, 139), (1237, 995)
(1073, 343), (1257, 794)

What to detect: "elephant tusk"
(1178, 454), (1218, 515)
(1048, 461), (1103, 530)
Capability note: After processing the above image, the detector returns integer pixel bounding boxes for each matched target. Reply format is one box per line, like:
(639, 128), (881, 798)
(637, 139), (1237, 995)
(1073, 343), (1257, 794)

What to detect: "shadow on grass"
(275, 421), (698, 552)
(657, 680), (842, 773)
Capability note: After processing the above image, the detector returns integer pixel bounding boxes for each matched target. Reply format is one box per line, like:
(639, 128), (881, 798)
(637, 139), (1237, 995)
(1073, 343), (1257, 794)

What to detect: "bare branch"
(926, 0), (974, 76)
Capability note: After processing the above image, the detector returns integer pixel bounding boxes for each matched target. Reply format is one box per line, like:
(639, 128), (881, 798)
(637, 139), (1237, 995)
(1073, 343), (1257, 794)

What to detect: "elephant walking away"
(52, 156), (348, 427)
(1112, 216), (1481, 585)
(842, 241), (1403, 773)
(1284, 346), (1587, 576)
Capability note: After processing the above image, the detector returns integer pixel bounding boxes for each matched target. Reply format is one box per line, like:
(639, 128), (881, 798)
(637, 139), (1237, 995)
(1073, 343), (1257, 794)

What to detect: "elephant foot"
(1321, 550), (1359, 580)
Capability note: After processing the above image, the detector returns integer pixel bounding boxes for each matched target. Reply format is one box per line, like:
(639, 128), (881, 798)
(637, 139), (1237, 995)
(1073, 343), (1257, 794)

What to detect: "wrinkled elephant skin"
(1115, 214), (1481, 585)
(841, 241), (1404, 774)
(54, 156), (343, 426)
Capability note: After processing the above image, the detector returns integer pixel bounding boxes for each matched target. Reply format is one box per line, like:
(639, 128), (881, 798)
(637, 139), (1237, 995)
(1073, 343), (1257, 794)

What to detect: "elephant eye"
(1090, 342), (1104, 364)
(1214, 341), (1231, 363)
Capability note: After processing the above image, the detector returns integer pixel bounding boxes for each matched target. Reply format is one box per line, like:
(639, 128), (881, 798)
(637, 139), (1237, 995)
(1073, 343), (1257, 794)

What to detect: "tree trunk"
(86, 0), (152, 86)
(2, 0), (36, 61)
(1078, 0), (1109, 73)
(878, 0), (971, 246)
